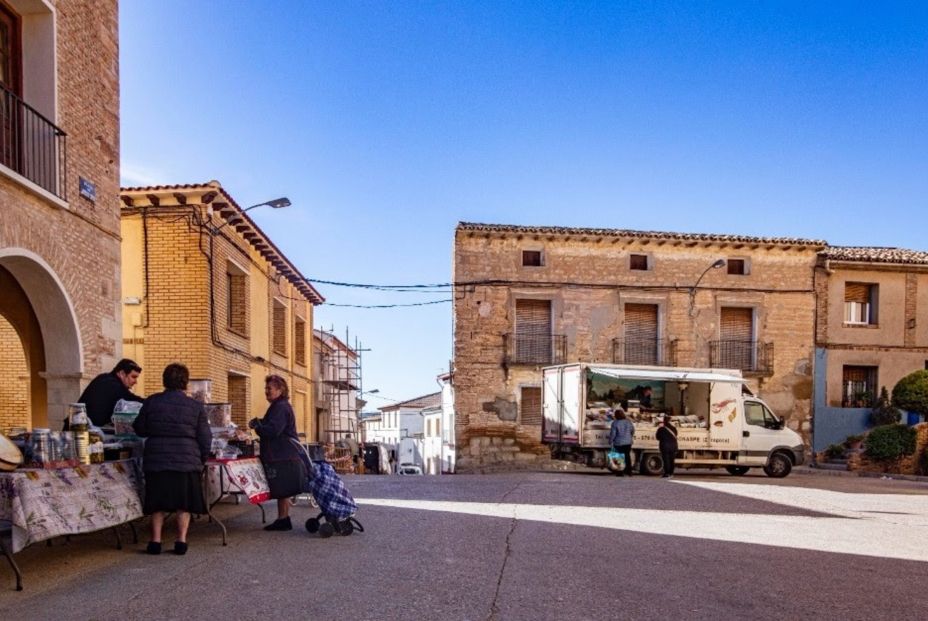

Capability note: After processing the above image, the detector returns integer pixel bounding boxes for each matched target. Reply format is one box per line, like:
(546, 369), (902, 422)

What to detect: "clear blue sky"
(120, 1), (928, 405)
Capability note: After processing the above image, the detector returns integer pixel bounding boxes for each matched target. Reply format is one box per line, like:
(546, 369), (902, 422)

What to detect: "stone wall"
(847, 423), (928, 475)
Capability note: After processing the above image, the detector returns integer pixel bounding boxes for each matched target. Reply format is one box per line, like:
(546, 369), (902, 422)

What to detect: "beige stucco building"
(453, 222), (826, 471)
(0, 0), (120, 431)
(119, 182), (324, 437)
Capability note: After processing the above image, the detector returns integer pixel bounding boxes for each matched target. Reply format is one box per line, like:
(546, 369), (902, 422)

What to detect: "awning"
(587, 365), (744, 384)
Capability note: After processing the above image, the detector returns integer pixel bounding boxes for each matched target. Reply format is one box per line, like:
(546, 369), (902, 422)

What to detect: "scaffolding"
(315, 326), (366, 473)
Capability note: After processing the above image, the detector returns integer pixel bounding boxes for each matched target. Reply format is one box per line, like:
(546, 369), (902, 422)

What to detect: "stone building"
(812, 247), (928, 451)
(453, 222), (825, 471)
(312, 328), (361, 444)
(119, 182), (324, 437)
(0, 0), (120, 430)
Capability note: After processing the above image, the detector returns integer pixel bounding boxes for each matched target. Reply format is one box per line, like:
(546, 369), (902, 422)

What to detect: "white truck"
(541, 363), (805, 477)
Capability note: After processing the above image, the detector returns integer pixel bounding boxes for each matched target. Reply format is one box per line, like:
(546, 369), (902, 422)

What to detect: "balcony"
(612, 339), (678, 366)
(710, 340), (774, 375)
(504, 333), (567, 366)
(0, 82), (67, 200)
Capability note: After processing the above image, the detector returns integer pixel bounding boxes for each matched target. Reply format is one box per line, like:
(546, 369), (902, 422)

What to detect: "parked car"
(397, 462), (423, 475)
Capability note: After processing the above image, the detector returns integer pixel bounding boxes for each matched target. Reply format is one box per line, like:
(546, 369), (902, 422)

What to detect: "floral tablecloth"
(205, 457), (270, 505)
(0, 460), (143, 553)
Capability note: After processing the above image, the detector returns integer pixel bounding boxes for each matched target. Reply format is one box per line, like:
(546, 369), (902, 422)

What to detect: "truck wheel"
(763, 453), (792, 478)
(725, 466), (750, 476)
(639, 453), (663, 476)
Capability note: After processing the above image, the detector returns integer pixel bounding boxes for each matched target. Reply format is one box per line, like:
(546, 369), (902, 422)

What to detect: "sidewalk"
(796, 463), (928, 484)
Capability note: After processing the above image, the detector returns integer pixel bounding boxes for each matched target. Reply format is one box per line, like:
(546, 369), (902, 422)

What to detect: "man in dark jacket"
(75, 358), (144, 427)
(656, 415), (679, 478)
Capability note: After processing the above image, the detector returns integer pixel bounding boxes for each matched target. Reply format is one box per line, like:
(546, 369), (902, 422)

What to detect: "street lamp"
(211, 197), (291, 233)
(688, 258), (726, 317)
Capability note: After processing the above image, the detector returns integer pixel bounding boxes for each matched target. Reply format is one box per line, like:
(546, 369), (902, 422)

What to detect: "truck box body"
(542, 363), (805, 476)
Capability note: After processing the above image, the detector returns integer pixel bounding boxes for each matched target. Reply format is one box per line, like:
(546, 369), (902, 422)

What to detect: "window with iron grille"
(842, 366), (877, 407)
(629, 254), (650, 271)
(522, 250), (543, 267)
(623, 303), (659, 364)
(520, 386), (542, 425)
(718, 307), (754, 370)
(272, 299), (287, 356)
(727, 258), (749, 275)
(844, 282), (878, 325)
(514, 299), (554, 363)
(294, 316), (306, 366)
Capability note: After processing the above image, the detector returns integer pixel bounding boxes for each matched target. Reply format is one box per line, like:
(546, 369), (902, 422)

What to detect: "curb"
(797, 465), (928, 484)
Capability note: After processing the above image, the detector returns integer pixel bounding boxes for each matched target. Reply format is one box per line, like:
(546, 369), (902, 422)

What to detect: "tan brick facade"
(0, 1), (120, 428)
(453, 223), (823, 471)
(119, 183), (323, 438)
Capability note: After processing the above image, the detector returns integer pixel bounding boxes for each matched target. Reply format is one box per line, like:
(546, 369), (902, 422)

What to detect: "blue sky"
(120, 1), (928, 405)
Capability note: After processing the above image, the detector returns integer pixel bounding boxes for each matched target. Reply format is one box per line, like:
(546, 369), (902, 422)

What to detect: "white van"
(542, 363), (805, 477)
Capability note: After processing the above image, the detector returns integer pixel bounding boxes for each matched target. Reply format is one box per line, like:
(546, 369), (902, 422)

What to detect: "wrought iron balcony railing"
(612, 339), (678, 366)
(0, 82), (67, 200)
(710, 340), (773, 375)
(504, 333), (567, 366)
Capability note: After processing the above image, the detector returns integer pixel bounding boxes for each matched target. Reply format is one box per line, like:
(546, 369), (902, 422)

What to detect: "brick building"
(453, 222), (825, 471)
(812, 247), (928, 451)
(312, 328), (362, 444)
(119, 182), (324, 437)
(0, 0), (120, 430)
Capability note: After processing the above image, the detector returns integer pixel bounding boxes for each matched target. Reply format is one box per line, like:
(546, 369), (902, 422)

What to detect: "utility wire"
(325, 299), (451, 308)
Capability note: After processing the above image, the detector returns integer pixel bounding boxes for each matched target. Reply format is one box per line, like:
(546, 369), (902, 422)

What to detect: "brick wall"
(453, 226), (819, 470)
(0, 316), (30, 432)
(0, 1), (120, 428)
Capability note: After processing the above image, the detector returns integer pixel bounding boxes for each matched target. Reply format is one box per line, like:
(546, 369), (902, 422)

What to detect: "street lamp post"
(210, 197), (291, 234)
(688, 259), (726, 318)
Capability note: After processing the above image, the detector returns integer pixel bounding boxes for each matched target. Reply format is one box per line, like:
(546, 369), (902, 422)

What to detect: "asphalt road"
(2, 469), (927, 621)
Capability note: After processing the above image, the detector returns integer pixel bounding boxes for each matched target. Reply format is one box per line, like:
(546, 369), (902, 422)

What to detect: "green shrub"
(870, 387), (901, 426)
(844, 434), (864, 447)
(825, 444), (846, 459)
(892, 370), (928, 416)
(864, 424), (917, 461)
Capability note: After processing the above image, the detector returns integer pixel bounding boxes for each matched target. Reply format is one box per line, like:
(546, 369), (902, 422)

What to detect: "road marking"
(357, 487), (928, 562)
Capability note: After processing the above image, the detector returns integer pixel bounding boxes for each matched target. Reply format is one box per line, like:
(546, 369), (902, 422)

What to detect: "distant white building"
(422, 405), (442, 474)
(438, 373), (456, 473)
(378, 392), (441, 470)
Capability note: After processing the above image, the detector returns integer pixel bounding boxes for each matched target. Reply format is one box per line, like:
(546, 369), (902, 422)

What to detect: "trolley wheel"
(318, 522), (335, 538)
(305, 518), (320, 534)
(338, 519), (354, 536)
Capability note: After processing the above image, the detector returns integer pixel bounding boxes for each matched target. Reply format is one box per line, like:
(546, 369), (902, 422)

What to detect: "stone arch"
(0, 248), (82, 428)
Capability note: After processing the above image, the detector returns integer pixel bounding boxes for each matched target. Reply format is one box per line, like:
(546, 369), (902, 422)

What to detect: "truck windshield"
(744, 401), (781, 428)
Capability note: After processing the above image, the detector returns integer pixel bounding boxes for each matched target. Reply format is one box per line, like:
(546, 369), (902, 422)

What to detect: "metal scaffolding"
(315, 327), (366, 471)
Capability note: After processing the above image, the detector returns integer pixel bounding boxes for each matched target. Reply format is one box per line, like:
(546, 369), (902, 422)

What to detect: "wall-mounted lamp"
(688, 259), (726, 317)
(212, 197), (291, 233)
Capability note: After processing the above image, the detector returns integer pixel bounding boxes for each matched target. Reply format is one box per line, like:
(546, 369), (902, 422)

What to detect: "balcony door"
(719, 307), (754, 370)
(515, 299), (552, 364)
(624, 303), (659, 365)
(0, 3), (22, 171)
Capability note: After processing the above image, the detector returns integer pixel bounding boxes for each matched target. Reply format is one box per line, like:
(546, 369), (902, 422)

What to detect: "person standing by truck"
(608, 409), (635, 476)
(656, 415), (678, 478)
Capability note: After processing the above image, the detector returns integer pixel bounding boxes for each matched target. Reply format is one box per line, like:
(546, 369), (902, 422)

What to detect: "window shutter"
(720, 307), (753, 341)
(844, 283), (870, 304)
(625, 304), (658, 341)
(520, 386), (542, 425)
(515, 300), (551, 337)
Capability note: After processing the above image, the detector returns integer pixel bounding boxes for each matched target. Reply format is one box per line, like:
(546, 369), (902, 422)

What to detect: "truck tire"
(763, 453), (792, 478)
(725, 466), (750, 476)
(639, 453), (664, 476)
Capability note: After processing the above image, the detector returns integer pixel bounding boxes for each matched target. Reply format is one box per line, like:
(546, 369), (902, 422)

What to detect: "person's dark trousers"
(661, 447), (676, 476)
(616, 444), (633, 476)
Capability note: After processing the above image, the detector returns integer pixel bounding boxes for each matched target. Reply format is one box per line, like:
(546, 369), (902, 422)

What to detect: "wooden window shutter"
(845, 283), (870, 304)
(625, 304), (658, 341)
(520, 386), (542, 425)
(720, 307), (753, 341)
(515, 299), (551, 337)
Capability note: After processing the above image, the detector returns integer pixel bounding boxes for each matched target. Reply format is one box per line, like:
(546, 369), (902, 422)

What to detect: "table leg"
(202, 468), (227, 546)
(0, 530), (23, 591)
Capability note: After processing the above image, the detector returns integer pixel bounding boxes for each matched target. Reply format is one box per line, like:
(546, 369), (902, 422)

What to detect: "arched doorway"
(0, 249), (82, 429)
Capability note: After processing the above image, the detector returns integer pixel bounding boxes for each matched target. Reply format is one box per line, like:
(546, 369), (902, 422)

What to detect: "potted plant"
(824, 443), (846, 460)
(844, 434), (864, 450)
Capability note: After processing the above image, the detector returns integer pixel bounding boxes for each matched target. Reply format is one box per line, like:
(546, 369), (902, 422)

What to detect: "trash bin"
(906, 411), (923, 426)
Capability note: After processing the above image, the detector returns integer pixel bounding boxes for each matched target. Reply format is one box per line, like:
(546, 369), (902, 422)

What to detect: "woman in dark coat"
(249, 374), (304, 531)
(656, 415), (679, 478)
(133, 363), (212, 555)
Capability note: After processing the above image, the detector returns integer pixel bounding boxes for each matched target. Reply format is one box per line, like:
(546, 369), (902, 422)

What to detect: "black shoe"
(146, 541), (162, 555)
(173, 541), (188, 555)
(264, 517), (293, 531)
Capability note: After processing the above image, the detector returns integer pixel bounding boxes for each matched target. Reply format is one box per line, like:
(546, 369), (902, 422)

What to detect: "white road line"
(357, 491), (928, 562)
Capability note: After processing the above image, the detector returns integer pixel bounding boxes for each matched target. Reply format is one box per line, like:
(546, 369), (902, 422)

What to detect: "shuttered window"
(272, 300), (287, 355)
(522, 250), (543, 266)
(624, 304), (659, 364)
(520, 386), (542, 425)
(719, 307), (754, 369)
(514, 299), (552, 362)
(844, 282), (876, 325)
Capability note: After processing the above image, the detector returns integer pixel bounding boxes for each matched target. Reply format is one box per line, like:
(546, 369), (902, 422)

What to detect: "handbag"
(264, 458), (307, 499)
(607, 449), (626, 471)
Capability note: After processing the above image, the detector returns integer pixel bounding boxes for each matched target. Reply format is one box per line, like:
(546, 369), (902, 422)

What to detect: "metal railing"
(612, 339), (678, 366)
(0, 82), (67, 200)
(504, 333), (567, 366)
(710, 340), (773, 375)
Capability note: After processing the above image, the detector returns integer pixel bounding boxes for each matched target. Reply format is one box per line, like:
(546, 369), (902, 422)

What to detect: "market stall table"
(205, 457), (270, 523)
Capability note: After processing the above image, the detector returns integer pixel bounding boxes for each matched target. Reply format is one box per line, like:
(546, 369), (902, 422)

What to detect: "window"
(629, 254), (649, 271)
(294, 316), (306, 366)
(227, 375), (248, 427)
(513, 299), (558, 364)
(844, 283), (878, 325)
(226, 262), (247, 336)
(744, 401), (781, 429)
(520, 386), (542, 425)
(522, 250), (543, 267)
(727, 259), (749, 275)
(622, 303), (659, 364)
(717, 307), (755, 370)
(842, 366), (877, 408)
(272, 299), (287, 355)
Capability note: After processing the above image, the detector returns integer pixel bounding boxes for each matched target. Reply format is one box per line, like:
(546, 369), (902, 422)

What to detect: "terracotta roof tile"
(819, 246), (928, 265)
(379, 391), (442, 411)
